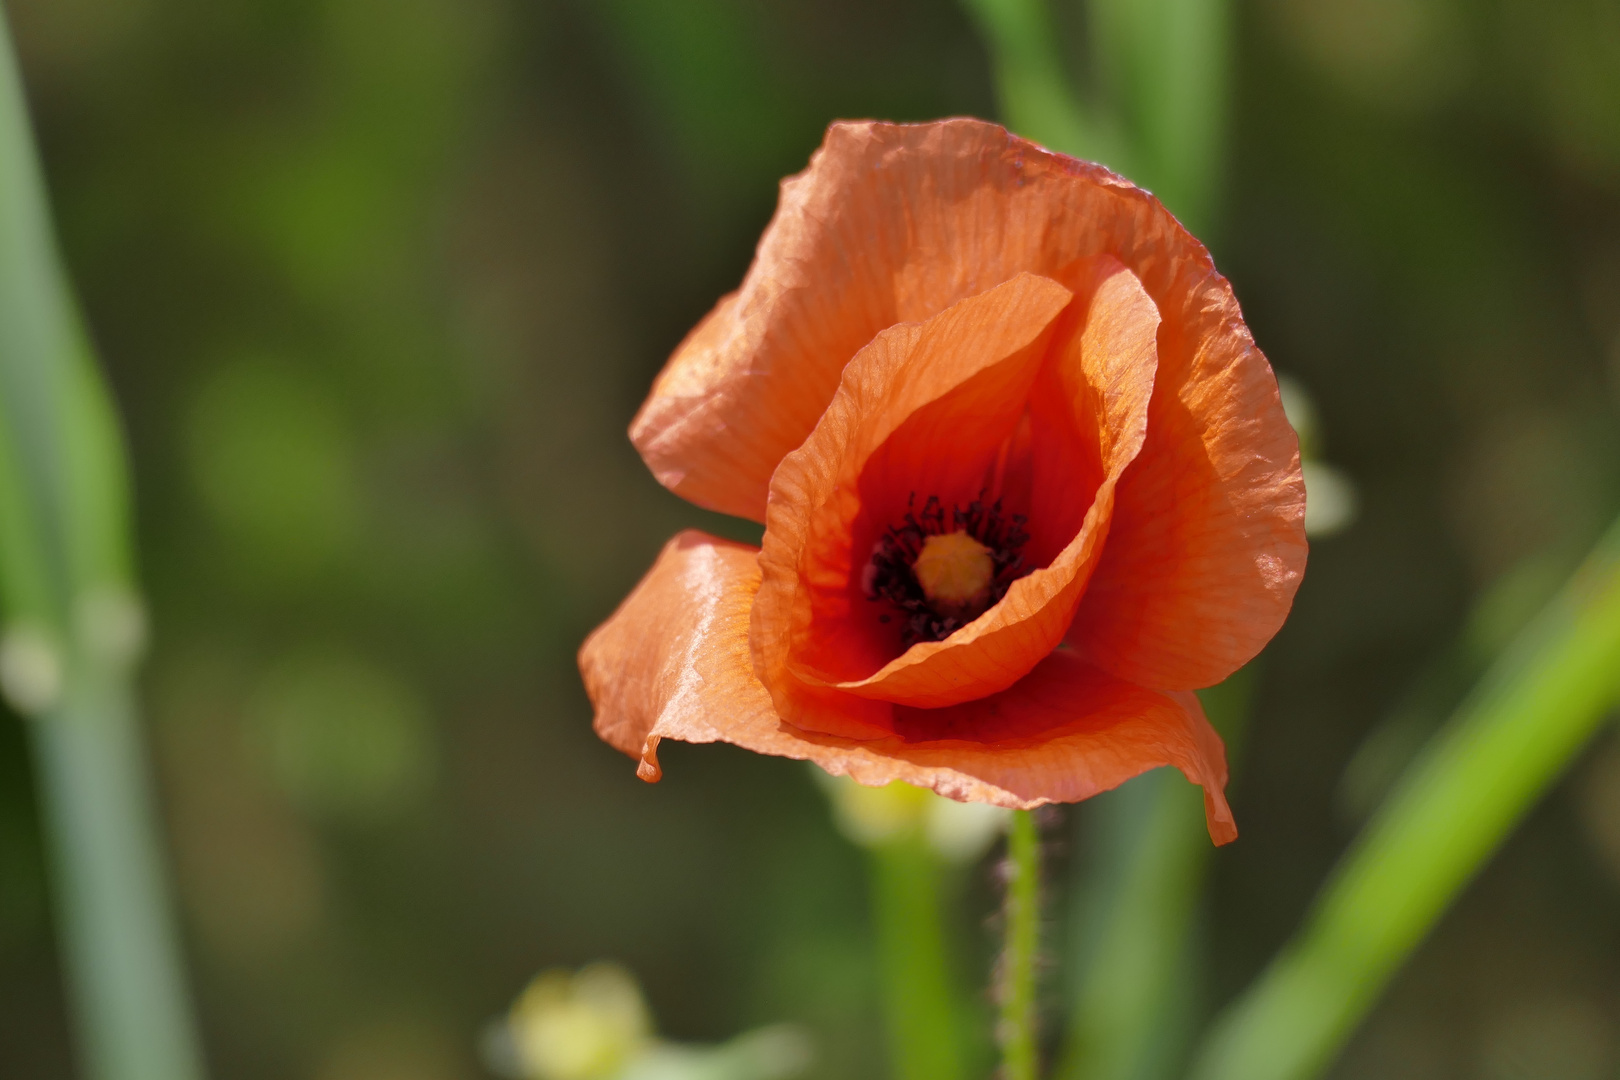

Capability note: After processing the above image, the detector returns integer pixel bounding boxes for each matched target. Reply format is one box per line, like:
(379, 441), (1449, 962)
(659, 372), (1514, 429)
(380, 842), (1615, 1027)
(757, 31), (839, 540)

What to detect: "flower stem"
(870, 836), (966, 1080)
(999, 809), (1041, 1080)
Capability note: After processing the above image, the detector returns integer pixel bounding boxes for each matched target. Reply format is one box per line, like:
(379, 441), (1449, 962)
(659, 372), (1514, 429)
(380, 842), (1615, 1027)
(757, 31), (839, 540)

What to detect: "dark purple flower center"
(862, 493), (1032, 646)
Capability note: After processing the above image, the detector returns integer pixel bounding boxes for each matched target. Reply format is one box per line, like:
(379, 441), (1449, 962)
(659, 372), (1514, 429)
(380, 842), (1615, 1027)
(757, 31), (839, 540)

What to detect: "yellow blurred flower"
(509, 963), (652, 1080)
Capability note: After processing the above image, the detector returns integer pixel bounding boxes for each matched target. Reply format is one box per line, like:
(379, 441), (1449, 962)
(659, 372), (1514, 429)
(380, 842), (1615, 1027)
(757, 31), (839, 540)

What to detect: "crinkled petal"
(1066, 276), (1306, 690)
(581, 531), (776, 778)
(833, 257), (1160, 708)
(630, 119), (1174, 520)
(886, 653), (1235, 845)
(752, 274), (1073, 733)
(579, 530), (1235, 843)
(630, 118), (1304, 691)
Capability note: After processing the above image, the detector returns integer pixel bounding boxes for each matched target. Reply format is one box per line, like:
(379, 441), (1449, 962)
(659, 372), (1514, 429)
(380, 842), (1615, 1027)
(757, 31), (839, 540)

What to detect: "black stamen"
(863, 491), (1032, 646)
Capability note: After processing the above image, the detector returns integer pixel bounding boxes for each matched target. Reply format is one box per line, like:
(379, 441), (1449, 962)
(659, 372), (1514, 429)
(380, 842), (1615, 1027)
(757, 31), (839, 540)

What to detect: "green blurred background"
(2, 0), (1619, 1077)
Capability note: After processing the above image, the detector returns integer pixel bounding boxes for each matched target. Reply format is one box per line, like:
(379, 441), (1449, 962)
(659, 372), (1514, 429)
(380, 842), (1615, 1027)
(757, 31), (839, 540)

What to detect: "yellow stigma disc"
(913, 530), (994, 611)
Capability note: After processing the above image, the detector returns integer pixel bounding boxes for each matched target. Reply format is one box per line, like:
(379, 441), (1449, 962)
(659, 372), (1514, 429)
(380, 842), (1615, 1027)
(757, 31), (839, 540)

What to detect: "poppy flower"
(580, 119), (1305, 844)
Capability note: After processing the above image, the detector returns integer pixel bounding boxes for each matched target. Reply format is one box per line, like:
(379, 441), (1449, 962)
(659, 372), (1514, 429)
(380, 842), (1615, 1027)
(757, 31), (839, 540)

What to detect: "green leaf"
(1088, 0), (1229, 236)
(957, 0), (1127, 169)
(1190, 510), (1620, 1080)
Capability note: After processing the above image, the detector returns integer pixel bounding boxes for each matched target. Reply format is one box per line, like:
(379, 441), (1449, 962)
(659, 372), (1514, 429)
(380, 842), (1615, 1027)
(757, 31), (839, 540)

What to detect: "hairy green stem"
(0, 11), (206, 1080)
(1190, 511), (1620, 1080)
(999, 810), (1041, 1080)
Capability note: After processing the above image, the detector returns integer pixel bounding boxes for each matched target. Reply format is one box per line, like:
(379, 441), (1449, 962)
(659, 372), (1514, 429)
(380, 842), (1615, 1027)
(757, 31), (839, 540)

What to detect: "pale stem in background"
(0, 11), (207, 1080)
(817, 772), (1007, 1080)
(1060, 672), (1254, 1080)
(1086, 0), (1229, 237)
(957, 0), (1126, 169)
(870, 835), (968, 1080)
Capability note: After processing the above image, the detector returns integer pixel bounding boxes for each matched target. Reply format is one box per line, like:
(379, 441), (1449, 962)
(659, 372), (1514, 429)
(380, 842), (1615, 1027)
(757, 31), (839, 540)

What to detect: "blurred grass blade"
(1060, 773), (1204, 1080)
(1087, 0), (1228, 236)
(1059, 671), (1253, 1080)
(0, 11), (206, 1080)
(1337, 548), (1575, 823)
(869, 836), (967, 1080)
(958, 0), (1125, 167)
(1190, 511), (1620, 1080)
(963, 0), (1227, 230)
(1049, 0), (1236, 1067)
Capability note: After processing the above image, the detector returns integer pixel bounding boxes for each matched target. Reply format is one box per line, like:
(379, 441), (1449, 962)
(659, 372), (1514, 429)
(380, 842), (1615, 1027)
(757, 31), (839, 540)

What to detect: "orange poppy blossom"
(580, 118), (1306, 844)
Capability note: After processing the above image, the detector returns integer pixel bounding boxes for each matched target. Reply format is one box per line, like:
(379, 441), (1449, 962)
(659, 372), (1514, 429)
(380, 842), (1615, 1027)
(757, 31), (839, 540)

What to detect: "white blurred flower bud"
(621, 1025), (814, 1080)
(0, 624), (63, 715)
(1279, 373), (1359, 538)
(814, 768), (1009, 861)
(925, 796), (1013, 864)
(509, 963), (653, 1080)
(76, 587), (148, 669)
(488, 965), (813, 1080)
(1277, 374), (1321, 457)
(1303, 460), (1359, 538)
(713, 1024), (815, 1079)
(812, 770), (930, 846)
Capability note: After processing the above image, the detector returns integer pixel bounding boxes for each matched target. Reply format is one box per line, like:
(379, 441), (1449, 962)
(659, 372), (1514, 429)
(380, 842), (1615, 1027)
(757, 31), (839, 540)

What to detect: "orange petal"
(832, 257), (1160, 708)
(886, 652), (1235, 845)
(579, 531), (1234, 843)
(628, 292), (750, 504)
(631, 119), (1207, 521)
(1066, 279), (1306, 690)
(580, 531), (780, 777)
(751, 274), (1074, 733)
(631, 116), (1304, 688)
